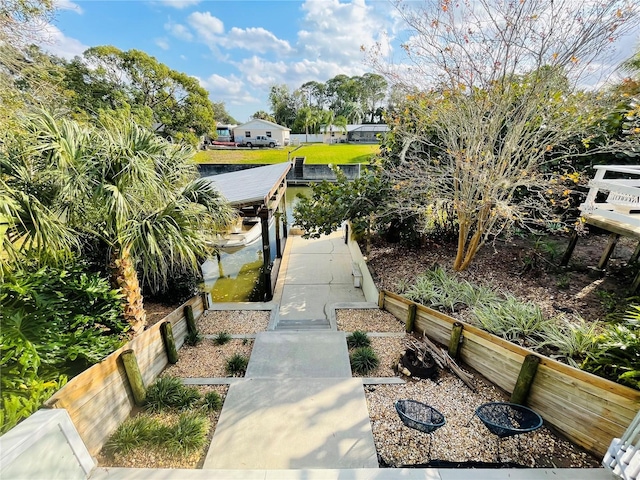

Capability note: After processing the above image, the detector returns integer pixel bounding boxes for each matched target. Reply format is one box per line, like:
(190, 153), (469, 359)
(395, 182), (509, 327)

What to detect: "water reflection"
(201, 186), (311, 302)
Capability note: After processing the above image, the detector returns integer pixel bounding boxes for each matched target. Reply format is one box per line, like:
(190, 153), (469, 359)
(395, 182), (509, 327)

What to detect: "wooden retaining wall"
(44, 296), (205, 456)
(381, 290), (640, 458)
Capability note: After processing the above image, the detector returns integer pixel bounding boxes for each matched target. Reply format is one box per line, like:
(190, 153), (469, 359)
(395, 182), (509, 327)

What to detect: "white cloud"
(224, 27), (293, 54)
(166, 22), (193, 41)
(53, 0), (83, 14)
(157, 0), (201, 9)
(39, 23), (88, 59)
(199, 73), (260, 117)
(186, 11), (291, 55)
(188, 11), (224, 42)
(200, 73), (244, 95)
(296, 0), (392, 65)
(155, 37), (170, 50)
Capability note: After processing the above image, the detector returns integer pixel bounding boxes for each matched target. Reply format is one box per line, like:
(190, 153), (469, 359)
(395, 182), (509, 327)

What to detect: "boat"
(209, 216), (274, 248)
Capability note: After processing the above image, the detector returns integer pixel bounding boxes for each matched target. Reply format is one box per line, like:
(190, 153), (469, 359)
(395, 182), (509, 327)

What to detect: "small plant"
(225, 354), (248, 376)
(556, 274), (571, 290)
(145, 376), (200, 412)
(202, 391), (223, 411)
(214, 331), (232, 345)
(472, 295), (548, 345)
(165, 412), (209, 454)
(395, 278), (411, 294)
(583, 317), (640, 389)
(350, 347), (379, 375)
(536, 316), (600, 367)
(347, 330), (371, 349)
(176, 386), (202, 410)
(185, 330), (203, 346)
(104, 416), (156, 456)
(403, 266), (499, 312)
(104, 412), (209, 457)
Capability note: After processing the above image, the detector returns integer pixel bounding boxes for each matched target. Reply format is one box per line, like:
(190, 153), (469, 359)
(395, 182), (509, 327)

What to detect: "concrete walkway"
(273, 230), (366, 326)
(91, 231), (614, 478)
(203, 231), (378, 469)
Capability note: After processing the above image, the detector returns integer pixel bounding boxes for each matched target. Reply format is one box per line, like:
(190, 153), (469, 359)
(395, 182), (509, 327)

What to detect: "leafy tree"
(212, 101), (237, 124)
(301, 80), (327, 109)
(2, 110), (235, 333)
(360, 73), (387, 123)
(368, 0), (640, 271)
(293, 166), (387, 252)
(250, 110), (276, 122)
(0, 0), (53, 46)
(268, 84), (301, 127)
(75, 46), (216, 145)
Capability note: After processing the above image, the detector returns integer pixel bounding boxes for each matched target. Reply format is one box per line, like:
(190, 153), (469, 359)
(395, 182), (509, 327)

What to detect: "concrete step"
(276, 319), (331, 330)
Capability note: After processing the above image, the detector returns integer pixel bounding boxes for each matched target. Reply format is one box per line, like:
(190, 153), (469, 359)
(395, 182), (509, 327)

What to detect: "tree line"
(262, 73), (388, 134)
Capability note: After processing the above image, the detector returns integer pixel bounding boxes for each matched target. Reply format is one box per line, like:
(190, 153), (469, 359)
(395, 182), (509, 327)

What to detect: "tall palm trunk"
(110, 247), (146, 335)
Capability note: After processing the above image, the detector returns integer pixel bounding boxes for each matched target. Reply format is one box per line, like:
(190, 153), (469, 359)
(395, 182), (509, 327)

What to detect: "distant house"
(346, 124), (389, 143)
(232, 119), (291, 146)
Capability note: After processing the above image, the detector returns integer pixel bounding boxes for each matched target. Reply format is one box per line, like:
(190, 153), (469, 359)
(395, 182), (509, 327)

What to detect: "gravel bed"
(366, 374), (600, 468)
(197, 310), (269, 335)
(163, 339), (253, 378)
(98, 385), (228, 469)
(351, 336), (404, 378)
(337, 309), (405, 332)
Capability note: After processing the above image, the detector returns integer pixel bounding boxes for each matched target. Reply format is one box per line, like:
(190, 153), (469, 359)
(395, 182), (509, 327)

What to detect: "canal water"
(201, 186), (310, 302)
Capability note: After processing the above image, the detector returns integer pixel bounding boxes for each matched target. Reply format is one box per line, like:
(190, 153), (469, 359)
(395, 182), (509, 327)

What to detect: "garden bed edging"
(380, 290), (640, 459)
(43, 295), (205, 455)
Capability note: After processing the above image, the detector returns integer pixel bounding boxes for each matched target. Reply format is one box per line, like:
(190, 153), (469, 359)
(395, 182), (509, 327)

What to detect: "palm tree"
(3, 110), (235, 333)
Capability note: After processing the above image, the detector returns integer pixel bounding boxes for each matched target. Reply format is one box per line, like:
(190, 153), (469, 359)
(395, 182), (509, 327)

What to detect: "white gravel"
(163, 338), (253, 378)
(197, 310), (269, 334)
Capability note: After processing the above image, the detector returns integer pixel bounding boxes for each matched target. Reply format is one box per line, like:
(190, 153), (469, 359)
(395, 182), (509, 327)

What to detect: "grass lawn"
(194, 143), (379, 165)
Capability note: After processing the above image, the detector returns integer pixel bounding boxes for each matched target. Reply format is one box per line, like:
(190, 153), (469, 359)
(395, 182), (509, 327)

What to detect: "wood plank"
(45, 321), (164, 406)
(72, 391), (135, 455)
(384, 290), (640, 401)
(528, 396), (622, 457)
(531, 367), (638, 421)
(529, 387), (629, 438)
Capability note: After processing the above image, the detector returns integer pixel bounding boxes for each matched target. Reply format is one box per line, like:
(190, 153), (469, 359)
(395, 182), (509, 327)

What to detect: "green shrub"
(213, 331), (232, 345)
(0, 260), (126, 433)
(350, 347), (379, 375)
(0, 377), (67, 434)
(104, 416), (156, 456)
(472, 295), (548, 345)
(185, 330), (203, 346)
(403, 266), (500, 312)
(536, 316), (600, 367)
(202, 391), (223, 411)
(167, 412), (209, 453)
(145, 376), (200, 411)
(347, 330), (371, 349)
(104, 412), (209, 457)
(225, 354), (248, 376)
(583, 319), (640, 389)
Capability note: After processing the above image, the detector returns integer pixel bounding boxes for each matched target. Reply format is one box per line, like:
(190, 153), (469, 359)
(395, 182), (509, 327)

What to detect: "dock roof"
(202, 162), (291, 212)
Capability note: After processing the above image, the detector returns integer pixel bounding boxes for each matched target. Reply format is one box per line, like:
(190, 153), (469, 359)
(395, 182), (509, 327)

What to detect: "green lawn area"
(194, 143), (379, 165)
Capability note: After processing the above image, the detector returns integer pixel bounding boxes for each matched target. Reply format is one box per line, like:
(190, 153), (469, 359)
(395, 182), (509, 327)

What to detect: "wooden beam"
(260, 212), (272, 300)
(630, 241), (640, 264)
(560, 229), (579, 267)
(598, 233), (621, 270)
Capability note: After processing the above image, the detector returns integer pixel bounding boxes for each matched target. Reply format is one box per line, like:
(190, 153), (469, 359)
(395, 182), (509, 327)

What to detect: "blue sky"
(43, 0), (640, 124)
(45, 0), (399, 122)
